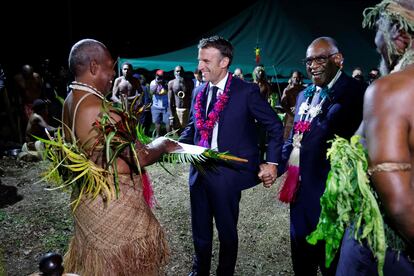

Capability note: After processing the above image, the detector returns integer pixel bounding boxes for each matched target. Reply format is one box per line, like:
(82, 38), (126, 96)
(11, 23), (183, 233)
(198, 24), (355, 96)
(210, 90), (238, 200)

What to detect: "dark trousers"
(336, 227), (414, 276)
(291, 227), (338, 276)
(139, 111), (152, 137)
(190, 175), (241, 276)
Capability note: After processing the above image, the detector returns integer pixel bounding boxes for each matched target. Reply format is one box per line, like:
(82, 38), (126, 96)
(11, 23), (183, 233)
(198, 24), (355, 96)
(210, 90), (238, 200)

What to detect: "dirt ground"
(0, 156), (293, 276)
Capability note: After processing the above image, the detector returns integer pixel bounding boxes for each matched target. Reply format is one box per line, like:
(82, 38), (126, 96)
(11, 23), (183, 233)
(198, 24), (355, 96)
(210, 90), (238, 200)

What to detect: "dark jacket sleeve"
(247, 83), (284, 164)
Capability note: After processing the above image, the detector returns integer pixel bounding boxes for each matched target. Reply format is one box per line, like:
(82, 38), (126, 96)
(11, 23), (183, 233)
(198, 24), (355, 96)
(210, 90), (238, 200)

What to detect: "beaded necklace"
(69, 81), (105, 99)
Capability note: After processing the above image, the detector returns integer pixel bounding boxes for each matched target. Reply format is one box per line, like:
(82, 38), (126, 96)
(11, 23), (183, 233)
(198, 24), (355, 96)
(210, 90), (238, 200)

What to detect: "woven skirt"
(64, 174), (169, 276)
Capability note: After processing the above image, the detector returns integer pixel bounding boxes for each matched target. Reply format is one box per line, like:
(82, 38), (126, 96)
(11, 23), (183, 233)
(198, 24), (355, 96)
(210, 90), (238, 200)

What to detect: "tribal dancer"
(335, 1), (414, 275)
(60, 39), (180, 276)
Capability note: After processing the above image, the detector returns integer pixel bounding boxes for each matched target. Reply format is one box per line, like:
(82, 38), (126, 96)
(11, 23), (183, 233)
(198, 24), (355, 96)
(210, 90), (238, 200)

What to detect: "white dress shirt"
(207, 74), (228, 150)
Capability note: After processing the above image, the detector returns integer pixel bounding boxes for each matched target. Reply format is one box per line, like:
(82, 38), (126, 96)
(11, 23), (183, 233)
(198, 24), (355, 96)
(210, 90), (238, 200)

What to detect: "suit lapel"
(303, 73), (348, 138)
(217, 77), (238, 147)
(218, 77), (237, 125)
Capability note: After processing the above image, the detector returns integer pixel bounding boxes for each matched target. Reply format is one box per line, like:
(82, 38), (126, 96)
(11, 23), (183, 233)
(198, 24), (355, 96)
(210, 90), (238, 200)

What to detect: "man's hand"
(258, 163), (277, 188)
(150, 137), (182, 153)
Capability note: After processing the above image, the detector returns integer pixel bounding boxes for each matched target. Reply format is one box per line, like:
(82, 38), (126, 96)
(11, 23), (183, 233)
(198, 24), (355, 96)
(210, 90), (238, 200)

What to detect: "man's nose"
(308, 60), (321, 69)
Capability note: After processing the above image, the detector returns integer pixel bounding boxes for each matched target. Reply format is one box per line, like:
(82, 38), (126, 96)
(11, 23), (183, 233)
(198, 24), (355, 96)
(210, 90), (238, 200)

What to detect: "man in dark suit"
(180, 35), (284, 276)
(278, 37), (366, 275)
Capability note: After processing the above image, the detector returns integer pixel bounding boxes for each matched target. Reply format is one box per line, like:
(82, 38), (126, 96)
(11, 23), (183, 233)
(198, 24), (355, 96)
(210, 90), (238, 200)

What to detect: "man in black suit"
(279, 37), (366, 275)
(180, 35), (284, 276)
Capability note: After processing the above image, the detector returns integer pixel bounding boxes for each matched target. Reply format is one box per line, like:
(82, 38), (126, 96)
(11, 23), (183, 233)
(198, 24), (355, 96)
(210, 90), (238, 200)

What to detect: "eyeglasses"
(303, 53), (338, 66)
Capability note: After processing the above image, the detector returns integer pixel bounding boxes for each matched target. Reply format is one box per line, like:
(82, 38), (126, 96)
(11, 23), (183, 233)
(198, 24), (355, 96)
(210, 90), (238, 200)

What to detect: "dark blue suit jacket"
(180, 76), (284, 190)
(279, 72), (366, 238)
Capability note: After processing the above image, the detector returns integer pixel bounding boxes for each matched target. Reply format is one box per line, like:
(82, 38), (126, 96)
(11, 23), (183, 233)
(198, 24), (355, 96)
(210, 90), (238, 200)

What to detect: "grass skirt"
(63, 174), (169, 276)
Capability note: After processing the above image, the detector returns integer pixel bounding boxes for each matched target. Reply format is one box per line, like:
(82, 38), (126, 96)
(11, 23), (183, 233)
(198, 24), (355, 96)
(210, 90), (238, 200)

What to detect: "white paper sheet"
(172, 141), (207, 155)
(148, 137), (207, 155)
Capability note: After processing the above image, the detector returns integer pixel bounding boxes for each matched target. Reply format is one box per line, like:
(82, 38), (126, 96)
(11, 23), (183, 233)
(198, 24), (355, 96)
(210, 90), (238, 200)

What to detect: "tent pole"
(272, 65), (282, 98)
(117, 57), (121, 77)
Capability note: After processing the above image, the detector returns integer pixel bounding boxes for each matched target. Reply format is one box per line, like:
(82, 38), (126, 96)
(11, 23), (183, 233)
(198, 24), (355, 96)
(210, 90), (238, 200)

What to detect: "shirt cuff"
(266, 162), (279, 166)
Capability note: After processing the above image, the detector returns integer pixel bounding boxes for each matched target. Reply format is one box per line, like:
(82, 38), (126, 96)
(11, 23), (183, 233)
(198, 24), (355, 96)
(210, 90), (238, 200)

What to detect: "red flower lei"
(294, 120), (311, 133)
(195, 73), (232, 147)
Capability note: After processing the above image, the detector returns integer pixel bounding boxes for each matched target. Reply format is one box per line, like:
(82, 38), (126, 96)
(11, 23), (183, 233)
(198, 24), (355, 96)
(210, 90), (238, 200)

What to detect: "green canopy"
(120, 0), (378, 77)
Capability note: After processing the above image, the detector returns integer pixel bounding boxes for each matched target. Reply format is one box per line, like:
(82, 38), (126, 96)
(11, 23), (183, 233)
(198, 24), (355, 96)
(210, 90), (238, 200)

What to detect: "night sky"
(1, 0), (257, 72)
(2, 0), (377, 73)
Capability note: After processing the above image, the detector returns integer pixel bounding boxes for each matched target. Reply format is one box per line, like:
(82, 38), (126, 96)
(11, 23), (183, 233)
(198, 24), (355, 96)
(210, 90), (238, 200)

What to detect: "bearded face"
(379, 56), (390, 76)
(375, 16), (409, 74)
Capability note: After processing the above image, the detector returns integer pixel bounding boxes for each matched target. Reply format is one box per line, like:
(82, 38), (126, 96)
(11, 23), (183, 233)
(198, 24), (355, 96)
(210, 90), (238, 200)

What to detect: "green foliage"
(306, 135), (386, 276)
(363, 0), (414, 33)
(36, 127), (115, 211)
(0, 211), (7, 223)
(135, 124), (247, 173)
(42, 233), (70, 252)
(0, 246), (5, 276)
(38, 94), (247, 211)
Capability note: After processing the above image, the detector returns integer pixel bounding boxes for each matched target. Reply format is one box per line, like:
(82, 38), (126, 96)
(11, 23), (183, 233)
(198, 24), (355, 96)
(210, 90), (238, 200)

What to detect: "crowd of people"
(3, 0), (414, 275)
(0, 54), (379, 158)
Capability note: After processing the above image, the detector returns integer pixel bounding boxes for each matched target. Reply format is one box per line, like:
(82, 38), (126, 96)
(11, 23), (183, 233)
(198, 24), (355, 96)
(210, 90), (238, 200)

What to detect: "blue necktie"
(207, 86), (218, 116)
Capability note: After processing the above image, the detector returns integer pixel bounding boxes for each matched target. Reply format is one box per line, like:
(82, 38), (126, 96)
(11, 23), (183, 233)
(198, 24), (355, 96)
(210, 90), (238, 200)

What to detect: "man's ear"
(220, 57), (230, 69)
(333, 53), (344, 69)
(90, 60), (98, 75)
(392, 26), (411, 54)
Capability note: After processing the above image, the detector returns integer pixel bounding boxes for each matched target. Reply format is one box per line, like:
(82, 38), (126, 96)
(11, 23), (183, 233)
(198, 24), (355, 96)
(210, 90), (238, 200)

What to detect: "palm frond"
(38, 96), (247, 211)
(158, 147), (247, 175)
(136, 124), (152, 145)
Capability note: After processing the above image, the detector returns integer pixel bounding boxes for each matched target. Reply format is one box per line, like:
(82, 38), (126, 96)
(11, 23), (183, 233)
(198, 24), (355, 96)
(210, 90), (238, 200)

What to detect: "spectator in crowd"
(19, 99), (56, 161)
(252, 65), (277, 160)
(367, 67), (380, 84)
(12, 64), (43, 142)
(352, 66), (365, 82)
(150, 70), (170, 137)
(111, 62), (142, 107)
(168, 65), (194, 133)
(134, 73), (152, 136)
(281, 71), (305, 140)
(193, 68), (204, 88)
(232, 68), (244, 79)
(0, 64), (18, 143)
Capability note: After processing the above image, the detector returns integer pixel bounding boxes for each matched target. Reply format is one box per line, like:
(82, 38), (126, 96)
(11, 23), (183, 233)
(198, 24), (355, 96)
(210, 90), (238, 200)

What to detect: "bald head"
(307, 37), (339, 55)
(68, 39), (109, 77)
(21, 64), (34, 78)
(305, 36), (343, 87)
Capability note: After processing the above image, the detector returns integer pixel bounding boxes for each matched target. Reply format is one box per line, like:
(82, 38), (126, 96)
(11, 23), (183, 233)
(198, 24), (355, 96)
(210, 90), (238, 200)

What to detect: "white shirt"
(316, 69), (342, 91)
(208, 74), (228, 150)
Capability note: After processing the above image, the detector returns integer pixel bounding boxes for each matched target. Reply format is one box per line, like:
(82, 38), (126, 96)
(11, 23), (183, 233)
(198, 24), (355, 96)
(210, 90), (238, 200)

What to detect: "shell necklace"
(69, 81), (105, 99)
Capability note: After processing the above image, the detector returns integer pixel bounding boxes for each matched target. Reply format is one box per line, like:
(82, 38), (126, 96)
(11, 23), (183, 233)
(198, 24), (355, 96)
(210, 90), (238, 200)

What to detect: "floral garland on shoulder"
(278, 84), (333, 203)
(294, 84), (332, 133)
(194, 73), (232, 148)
